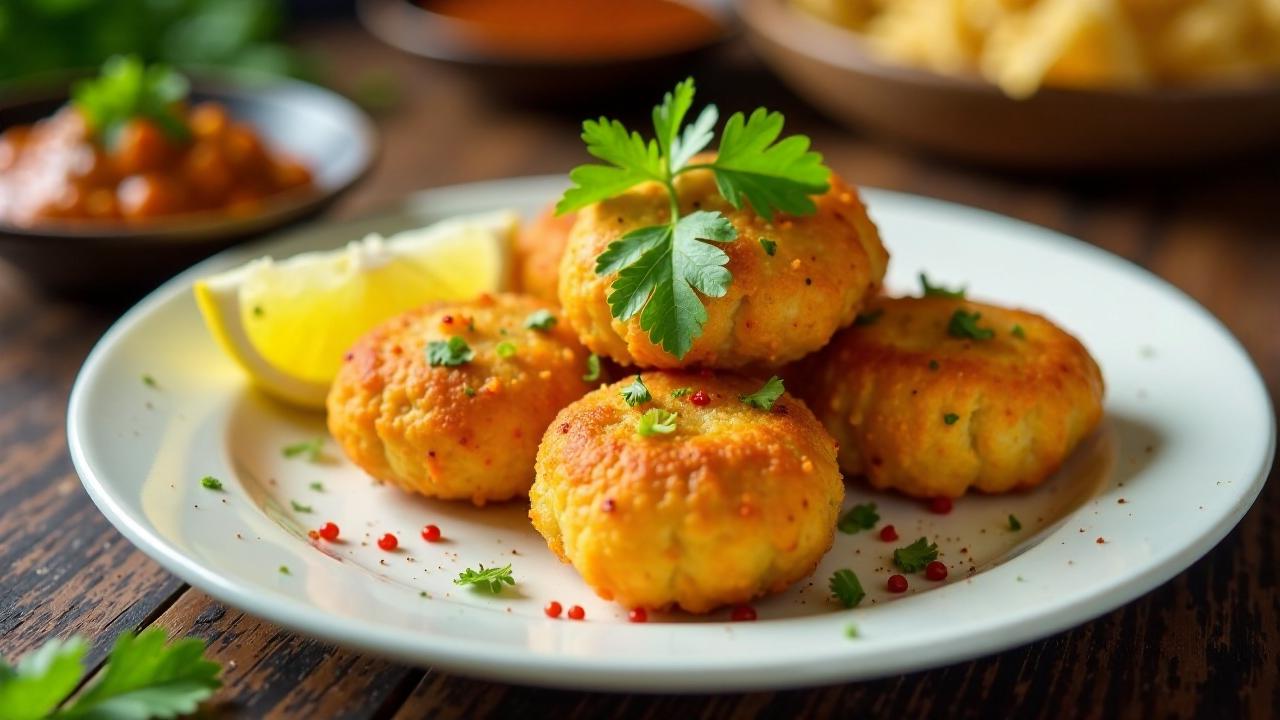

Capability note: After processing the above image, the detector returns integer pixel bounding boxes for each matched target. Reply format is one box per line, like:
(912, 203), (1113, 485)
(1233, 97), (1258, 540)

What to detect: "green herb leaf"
(141, 374), (158, 388)
(583, 353), (601, 382)
(920, 272), (966, 298)
(943, 413), (960, 425)
(454, 564), (516, 594)
(829, 569), (865, 609)
(524, 310), (557, 331)
(556, 118), (665, 214)
(57, 628), (221, 719)
(845, 624), (859, 639)
(947, 309), (995, 340)
(893, 537), (940, 573)
(620, 376), (652, 407)
(427, 336), (474, 366)
(199, 476), (222, 491)
(72, 56), (190, 147)
(495, 341), (517, 359)
(1011, 324), (1026, 339)
(1008, 514), (1022, 531)
(671, 387), (692, 398)
(463, 386), (477, 398)
(278, 565), (290, 575)
(636, 408), (678, 437)
(854, 309), (883, 326)
(837, 503), (879, 534)
(759, 238), (777, 256)
(709, 108), (830, 220)
(282, 438), (324, 462)
(309, 482), (324, 492)
(290, 500), (312, 514)
(739, 375), (785, 411)
(0, 636), (87, 720)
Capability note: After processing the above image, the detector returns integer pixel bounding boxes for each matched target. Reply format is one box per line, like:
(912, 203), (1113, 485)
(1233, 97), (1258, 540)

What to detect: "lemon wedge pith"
(194, 210), (518, 409)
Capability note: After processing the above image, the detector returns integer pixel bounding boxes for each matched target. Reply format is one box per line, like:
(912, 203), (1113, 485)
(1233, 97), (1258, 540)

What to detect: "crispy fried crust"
(513, 205), (575, 305)
(530, 371), (843, 613)
(558, 163), (888, 369)
(790, 297), (1105, 498)
(326, 293), (593, 505)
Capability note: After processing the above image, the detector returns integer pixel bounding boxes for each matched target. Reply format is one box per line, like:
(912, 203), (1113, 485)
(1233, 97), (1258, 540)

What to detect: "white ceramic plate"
(68, 176), (1275, 692)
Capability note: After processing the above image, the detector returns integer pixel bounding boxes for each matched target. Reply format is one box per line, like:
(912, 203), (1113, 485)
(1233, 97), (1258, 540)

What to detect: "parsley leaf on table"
(894, 538), (940, 573)
(919, 272), (966, 298)
(0, 637), (87, 720)
(620, 376), (652, 407)
(837, 503), (879, 534)
(829, 569), (866, 609)
(739, 375), (785, 411)
(72, 56), (190, 147)
(454, 564), (516, 594)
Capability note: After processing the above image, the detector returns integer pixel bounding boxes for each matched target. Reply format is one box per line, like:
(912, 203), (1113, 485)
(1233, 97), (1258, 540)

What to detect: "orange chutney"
(0, 102), (312, 227)
(423, 0), (723, 60)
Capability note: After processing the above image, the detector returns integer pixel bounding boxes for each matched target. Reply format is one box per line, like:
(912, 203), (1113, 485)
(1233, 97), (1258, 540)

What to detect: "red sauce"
(879, 524), (898, 542)
(423, 0), (722, 61)
(628, 608), (648, 623)
(887, 574), (908, 593)
(377, 533), (399, 551)
(928, 497), (954, 515)
(730, 605), (757, 622)
(925, 561), (948, 581)
(421, 524), (442, 542)
(689, 389), (711, 406)
(319, 522), (340, 541)
(567, 604), (586, 620)
(544, 601), (563, 618)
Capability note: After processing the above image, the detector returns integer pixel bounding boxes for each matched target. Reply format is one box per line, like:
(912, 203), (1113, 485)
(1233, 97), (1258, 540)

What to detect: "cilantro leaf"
(920, 272), (966, 298)
(0, 636), (87, 720)
(282, 438), (324, 462)
(652, 77), (694, 165)
(426, 336), (473, 366)
(583, 353), (601, 382)
(948, 310), (995, 340)
(59, 629), (220, 719)
(1008, 514), (1022, 531)
(454, 564), (516, 594)
(943, 413), (960, 425)
(1011, 324), (1026, 339)
(523, 310), (557, 331)
(636, 408), (678, 437)
(709, 108), (830, 220)
(829, 569), (865, 609)
(557, 118), (664, 214)
(837, 503), (879, 534)
(671, 387), (692, 398)
(759, 238), (777, 256)
(495, 341), (517, 359)
(893, 538), (940, 573)
(620, 376), (651, 407)
(289, 500), (312, 514)
(72, 56), (190, 147)
(672, 105), (718, 172)
(739, 375), (785, 411)
(199, 476), (222, 491)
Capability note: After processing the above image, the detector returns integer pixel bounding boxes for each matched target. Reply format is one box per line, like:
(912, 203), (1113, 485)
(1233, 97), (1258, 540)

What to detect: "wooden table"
(3, 23), (1277, 719)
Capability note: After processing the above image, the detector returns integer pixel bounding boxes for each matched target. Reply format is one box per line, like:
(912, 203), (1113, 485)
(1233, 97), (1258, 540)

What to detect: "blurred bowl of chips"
(738, 0), (1280, 169)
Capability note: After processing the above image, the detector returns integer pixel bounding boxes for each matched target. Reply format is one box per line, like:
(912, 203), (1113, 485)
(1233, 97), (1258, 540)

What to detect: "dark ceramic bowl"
(356, 0), (733, 103)
(738, 0), (1280, 170)
(0, 71), (377, 297)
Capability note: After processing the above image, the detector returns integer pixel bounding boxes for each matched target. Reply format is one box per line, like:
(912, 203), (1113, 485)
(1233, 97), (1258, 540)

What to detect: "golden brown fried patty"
(513, 205), (575, 304)
(558, 164), (888, 369)
(327, 293), (593, 505)
(791, 296), (1104, 498)
(530, 371), (843, 613)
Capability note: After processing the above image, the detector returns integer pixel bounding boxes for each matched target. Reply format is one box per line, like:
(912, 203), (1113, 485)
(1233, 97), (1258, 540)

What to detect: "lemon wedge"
(194, 210), (518, 409)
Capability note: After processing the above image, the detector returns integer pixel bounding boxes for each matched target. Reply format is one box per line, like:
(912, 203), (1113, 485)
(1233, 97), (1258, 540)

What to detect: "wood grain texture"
(0, 22), (1275, 720)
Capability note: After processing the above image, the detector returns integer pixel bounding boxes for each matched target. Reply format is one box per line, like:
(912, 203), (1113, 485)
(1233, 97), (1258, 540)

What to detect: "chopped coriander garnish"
(558, 78), (830, 360)
(620, 376), (652, 406)
(463, 386), (477, 397)
(72, 56), (190, 147)
(1012, 324), (1026, 339)
(282, 437), (324, 462)
(920, 272), (966, 298)
(760, 238), (777, 256)
(829, 569), (865, 608)
(419, 590), (429, 598)
(928, 359), (940, 371)
(837, 503), (879, 534)
(495, 341), (517, 359)
(845, 624), (859, 639)
(309, 481), (324, 492)
(290, 500), (313, 513)
(427, 336), (474, 366)
(141, 374), (158, 388)
(1008, 514), (1022, 531)
(278, 565), (290, 575)
(252, 305), (264, 318)
(671, 386), (692, 398)
(943, 413), (960, 425)
(948, 309), (994, 340)
(583, 353), (601, 382)
(854, 309), (883, 326)
(739, 375), (784, 411)
(454, 564), (516, 594)
(636, 408), (678, 437)
(524, 309), (557, 331)
(199, 476), (222, 491)
(893, 537), (939, 572)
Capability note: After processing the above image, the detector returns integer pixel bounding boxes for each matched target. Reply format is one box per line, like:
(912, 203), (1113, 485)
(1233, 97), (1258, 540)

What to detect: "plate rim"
(67, 175), (1276, 692)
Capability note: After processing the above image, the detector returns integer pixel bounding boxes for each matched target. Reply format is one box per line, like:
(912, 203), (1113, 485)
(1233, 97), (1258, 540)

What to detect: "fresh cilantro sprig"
(739, 375), (785, 411)
(948, 310), (994, 340)
(829, 569), (866, 609)
(920, 272), (966, 298)
(0, 629), (220, 720)
(620, 376), (651, 407)
(427, 336), (473, 366)
(454, 564), (516, 594)
(72, 56), (190, 148)
(894, 538), (940, 572)
(837, 503), (879, 534)
(557, 78), (831, 359)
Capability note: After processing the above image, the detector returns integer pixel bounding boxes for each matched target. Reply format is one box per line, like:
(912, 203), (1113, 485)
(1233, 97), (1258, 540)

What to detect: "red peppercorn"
(730, 605), (757, 622)
(567, 605), (585, 620)
(887, 574), (909, 593)
(690, 389), (711, 406)
(925, 561), (948, 581)
(544, 601), (562, 618)
(421, 524), (441, 542)
(929, 496), (954, 514)
(377, 533), (398, 551)
(318, 522), (339, 541)
(879, 524), (898, 542)
(628, 608), (648, 623)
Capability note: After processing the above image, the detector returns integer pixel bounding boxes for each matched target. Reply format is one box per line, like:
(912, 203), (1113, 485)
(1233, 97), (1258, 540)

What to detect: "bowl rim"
(0, 68), (379, 243)
(356, 0), (734, 68)
(737, 0), (1280, 102)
